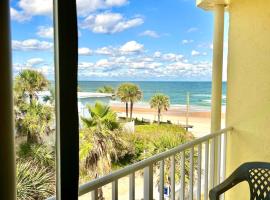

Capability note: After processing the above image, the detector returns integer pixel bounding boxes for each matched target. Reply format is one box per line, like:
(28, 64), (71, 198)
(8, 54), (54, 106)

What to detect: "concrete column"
(210, 4), (225, 188)
(0, 1), (16, 199)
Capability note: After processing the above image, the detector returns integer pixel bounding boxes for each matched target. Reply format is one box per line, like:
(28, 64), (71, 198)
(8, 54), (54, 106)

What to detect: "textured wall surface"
(226, 0), (270, 199)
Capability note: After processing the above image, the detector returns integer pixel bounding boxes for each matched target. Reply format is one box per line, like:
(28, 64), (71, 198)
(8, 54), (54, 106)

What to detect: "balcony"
(47, 127), (232, 200)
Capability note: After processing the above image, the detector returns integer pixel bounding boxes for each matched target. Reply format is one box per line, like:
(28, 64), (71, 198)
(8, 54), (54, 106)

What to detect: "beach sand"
(79, 104), (225, 200)
(110, 103), (225, 138)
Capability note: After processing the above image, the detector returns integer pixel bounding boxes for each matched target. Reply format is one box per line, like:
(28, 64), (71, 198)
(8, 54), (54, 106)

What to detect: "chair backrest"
(243, 162), (270, 200)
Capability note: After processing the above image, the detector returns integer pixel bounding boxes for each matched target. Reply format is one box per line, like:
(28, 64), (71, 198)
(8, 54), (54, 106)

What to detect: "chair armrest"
(209, 164), (248, 200)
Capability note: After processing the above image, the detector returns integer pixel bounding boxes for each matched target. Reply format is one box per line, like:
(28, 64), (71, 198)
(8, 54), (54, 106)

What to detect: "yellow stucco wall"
(226, 0), (270, 199)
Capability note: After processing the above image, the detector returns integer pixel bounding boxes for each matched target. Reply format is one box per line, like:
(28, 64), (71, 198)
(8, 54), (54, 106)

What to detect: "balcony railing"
(48, 127), (233, 200)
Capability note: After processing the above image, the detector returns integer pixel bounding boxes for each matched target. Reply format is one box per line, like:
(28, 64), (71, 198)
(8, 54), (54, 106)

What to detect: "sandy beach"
(79, 103), (226, 200)
(110, 103), (225, 138)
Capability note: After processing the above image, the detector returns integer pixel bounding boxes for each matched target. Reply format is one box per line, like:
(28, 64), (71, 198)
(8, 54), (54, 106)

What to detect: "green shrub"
(118, 124), (196, 184)
(17, 160), (55, 200)
(17, 142), (55, 169)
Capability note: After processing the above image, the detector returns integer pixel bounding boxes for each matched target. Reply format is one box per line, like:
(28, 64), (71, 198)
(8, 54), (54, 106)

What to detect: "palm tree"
(97, 85), (116, 100)
(15, 69), (49, 104)
(97, 85), (115, 94)
(80, 102), (122, 199)
(150, 93), (170, 124)
(117, 83), (142, 121)
(16, 100), (53, 143)
(117, 83), (130, 120)
(128, 84), (142, 120)
(81, 101), (119, 131)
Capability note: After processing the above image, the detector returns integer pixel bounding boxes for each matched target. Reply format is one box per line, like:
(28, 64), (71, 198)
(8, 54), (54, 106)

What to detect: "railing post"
(189, 147), (194, 200)
(144, 164), (153, 200)
(171, 156), (175, 200)
(204, 141), (209, 200)
(160, 160), (164, 200)
(91, 189), (98, 200)
(180, 151), (185, 200)
(129, 173), (135, 200)
(197, 144), (202, 200)
(112, 180), (118, 200)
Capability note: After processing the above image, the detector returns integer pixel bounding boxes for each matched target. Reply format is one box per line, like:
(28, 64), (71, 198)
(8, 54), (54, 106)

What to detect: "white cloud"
(37, 26), (53, 39)
(26, 58), (44, 66)
(12, 39), (53, 51)
(119, 41), (144, 53)
(191, 50), (207, 56)
(81, 12), (143, 34)
(187, 27), (198, 33)
(76, 0), (128, 16)
(139, 30), (160, 38)
(78, 47), (92, 56)
(182, 39), (194, 44)
(11, 0), (128, 21)
(11, 0), (129, 22)
(162, 53), (184, 62)
(78, 62), (94, 68)
(10, 7), (30, 22)
(153, 51), (162, 58)
(95, 46), (115, 55)
(191, 50), (200, 56)
(96, 59), (111, 67)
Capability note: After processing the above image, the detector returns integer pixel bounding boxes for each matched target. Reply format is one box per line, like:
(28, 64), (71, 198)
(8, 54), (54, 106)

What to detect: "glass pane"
(11, 0), (56, 199)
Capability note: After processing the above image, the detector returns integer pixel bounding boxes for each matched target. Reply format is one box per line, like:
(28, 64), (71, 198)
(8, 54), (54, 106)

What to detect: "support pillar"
(210, 4), (225, 188)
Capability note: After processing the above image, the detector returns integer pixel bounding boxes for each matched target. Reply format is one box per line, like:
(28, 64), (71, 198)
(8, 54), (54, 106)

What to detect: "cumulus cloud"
(191, 50), (207, 56)
(191, 50), (200, 56)
(81, 12), (144, 34)
(182, 39), (194, 44)
(119, 41), (144, 53)
(139, 30), (160, 38)
(10, 7), (30, 22)
(76, 0), (128, 16)
(11, 0), (129, 21)
(37, 26), (54, 39)
(26, 58), (44, 66)
(187, 27), (198, 33)
(78, 47), (92, 56)
(78, 62), (94, 68)
(12, 39), (53, 51)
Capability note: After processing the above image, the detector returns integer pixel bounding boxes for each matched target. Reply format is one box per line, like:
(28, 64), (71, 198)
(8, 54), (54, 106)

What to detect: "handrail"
(47, 126), (233, 200)
(79, 127), (233, 196)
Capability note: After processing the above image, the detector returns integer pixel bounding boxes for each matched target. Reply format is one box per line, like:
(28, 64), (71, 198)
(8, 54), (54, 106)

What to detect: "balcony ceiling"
(196, 0), (229, 11)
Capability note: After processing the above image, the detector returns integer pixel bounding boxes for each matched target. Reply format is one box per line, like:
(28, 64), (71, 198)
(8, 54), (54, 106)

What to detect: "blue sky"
(10, 0), (228, 81)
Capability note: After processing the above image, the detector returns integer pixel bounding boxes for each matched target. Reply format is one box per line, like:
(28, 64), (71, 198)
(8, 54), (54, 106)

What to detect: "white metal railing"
(48, 127), (233, 200)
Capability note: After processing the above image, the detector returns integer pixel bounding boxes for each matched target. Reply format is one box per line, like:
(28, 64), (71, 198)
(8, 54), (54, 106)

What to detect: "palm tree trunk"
(130, 101), (133, 121)
(158, 108), (161, 124)
(125, 102), (128, 121)
(29, 93), (33, 104)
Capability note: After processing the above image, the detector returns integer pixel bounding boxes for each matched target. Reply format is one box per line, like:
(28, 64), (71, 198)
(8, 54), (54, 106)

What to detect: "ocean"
(78, 81), (227, 109)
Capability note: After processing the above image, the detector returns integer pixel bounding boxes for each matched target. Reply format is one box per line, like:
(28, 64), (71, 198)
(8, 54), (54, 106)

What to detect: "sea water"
(78, 81), (227, 109)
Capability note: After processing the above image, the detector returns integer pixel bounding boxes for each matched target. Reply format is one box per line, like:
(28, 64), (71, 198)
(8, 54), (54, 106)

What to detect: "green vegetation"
(16, 160), (55, 200)
(14, 69), (55, 199)
(97, 85), (115, 94)
(81, 102), (119, 131)
(150, 93), (170, 124)
(13, 73), (195, 199)
(116, 83), (142, 120)
(14, 69), (49, 104)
